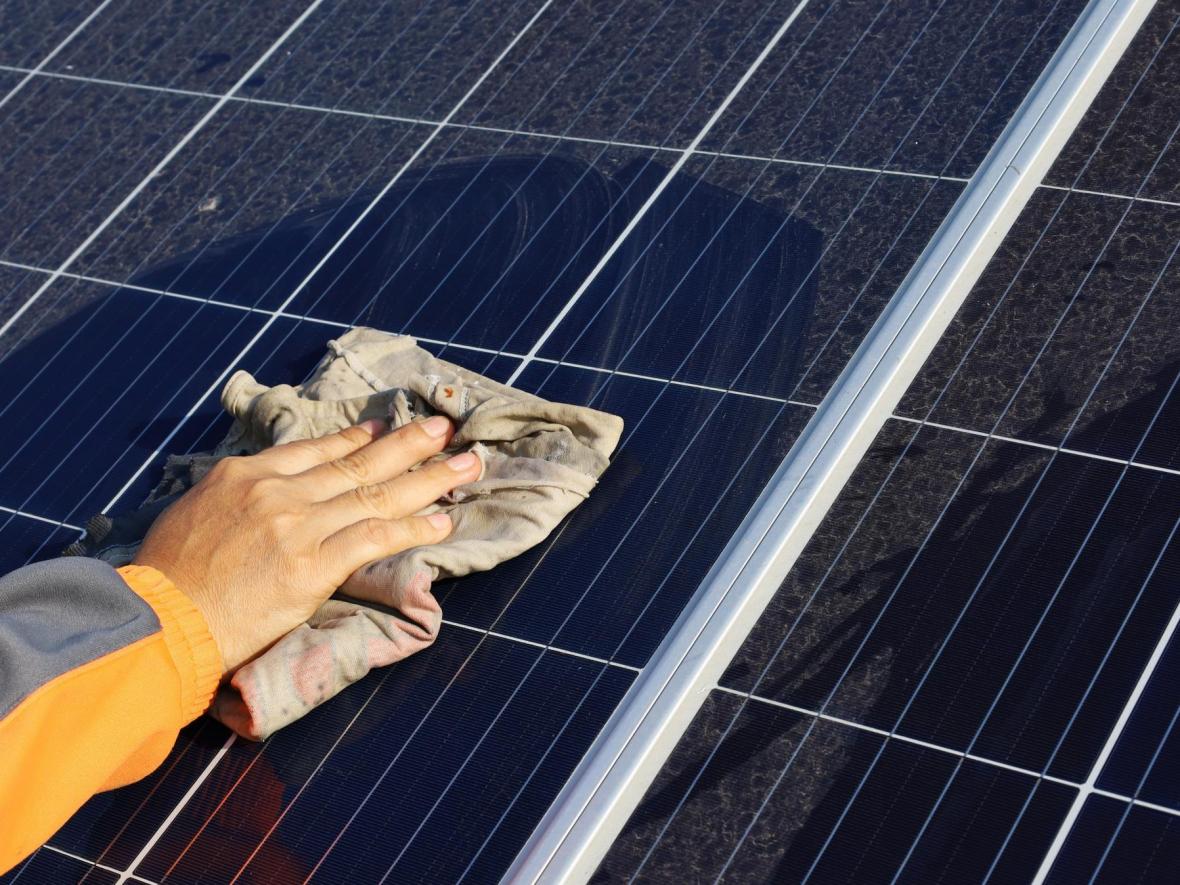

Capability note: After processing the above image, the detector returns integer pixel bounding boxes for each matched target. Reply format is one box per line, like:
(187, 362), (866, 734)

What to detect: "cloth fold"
(67, 329), (623, 739)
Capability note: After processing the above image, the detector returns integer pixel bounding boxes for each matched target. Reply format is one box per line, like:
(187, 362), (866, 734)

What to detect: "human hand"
(133, 415), (480, 673)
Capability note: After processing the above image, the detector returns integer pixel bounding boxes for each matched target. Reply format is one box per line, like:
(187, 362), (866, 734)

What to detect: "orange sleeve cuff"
(116, 565), (223, 723)
(0, 565), (225, 872)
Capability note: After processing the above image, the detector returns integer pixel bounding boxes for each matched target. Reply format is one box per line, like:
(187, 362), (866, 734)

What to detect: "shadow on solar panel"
(36, 153), (818, 385)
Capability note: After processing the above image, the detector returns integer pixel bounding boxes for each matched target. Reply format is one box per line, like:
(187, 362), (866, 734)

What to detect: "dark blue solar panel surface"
(0, 2), (92, 70)
(0, 0), (1156, 881)
(1047, 797), (1180, 883)
(599, 2), (1180, 882)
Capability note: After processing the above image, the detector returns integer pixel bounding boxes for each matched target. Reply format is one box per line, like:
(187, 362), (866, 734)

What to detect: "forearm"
(0, 559), (221, 872)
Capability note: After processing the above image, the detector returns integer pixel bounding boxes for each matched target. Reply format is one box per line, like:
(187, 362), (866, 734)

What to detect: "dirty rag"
(67, 328), (623, 739)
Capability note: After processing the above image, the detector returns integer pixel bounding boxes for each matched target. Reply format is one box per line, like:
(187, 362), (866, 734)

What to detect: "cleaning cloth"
(67, 328), (623, 739)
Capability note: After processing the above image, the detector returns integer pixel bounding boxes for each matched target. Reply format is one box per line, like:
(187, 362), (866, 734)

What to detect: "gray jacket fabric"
(0, 558), (159, 718)
(69, 329), (623, 739)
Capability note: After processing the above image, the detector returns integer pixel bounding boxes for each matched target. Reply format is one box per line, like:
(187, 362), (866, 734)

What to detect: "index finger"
(296, 414), (454, 500)
(252, 418), (387, 474)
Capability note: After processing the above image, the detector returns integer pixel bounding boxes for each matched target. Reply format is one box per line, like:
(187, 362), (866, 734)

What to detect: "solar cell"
(1099, 630), (1180, 808)
(596, 1), (1180, 881)
(0, 0), (1164, 882)
(0, 1), (103, 73)
(1049, 798), (1180, 883)
(1, 847), (119, 885)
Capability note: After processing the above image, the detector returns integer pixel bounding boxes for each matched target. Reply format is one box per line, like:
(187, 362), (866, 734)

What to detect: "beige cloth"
(179, 329), (621, 738)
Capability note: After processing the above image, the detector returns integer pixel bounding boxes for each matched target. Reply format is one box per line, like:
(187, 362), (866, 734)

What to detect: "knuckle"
(329, 452), (373, 485)
(413, 516), (441, 542)
(210, 455), (247, 480)
(337, 424), (372, 446)
(360, 518), (396, 549)
(269, 508), (300, 535)
(295, 437), (331, 459)
(244, 475), (281, 506)
(354, 480), (397, 516)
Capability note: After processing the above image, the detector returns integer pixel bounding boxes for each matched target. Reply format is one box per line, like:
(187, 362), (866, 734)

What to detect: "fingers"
(316, 450), (481, 528)
(321, 511), (454, 576)
(297, 415), (455, 498)
(255, 418), (387, 475)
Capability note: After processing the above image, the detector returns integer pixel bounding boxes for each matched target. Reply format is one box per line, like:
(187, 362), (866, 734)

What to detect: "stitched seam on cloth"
(328, 338), (391, 392)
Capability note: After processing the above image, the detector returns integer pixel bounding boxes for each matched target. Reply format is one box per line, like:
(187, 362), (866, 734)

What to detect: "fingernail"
(427, 512), (452, 530)
(421, 415), (451, 437)
(446, 451), (478, 471)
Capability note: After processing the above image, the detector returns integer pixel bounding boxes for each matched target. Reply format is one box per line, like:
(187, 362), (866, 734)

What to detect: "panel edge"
(503, 0), (1157, 880)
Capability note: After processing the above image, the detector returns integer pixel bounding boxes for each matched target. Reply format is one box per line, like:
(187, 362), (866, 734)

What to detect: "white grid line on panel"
(0, 1), (117, 113)
(73, 3), (563, 879)
(1033, 523), (1180, 882)
(0, 64), (969, 185)
(0, 1), (330, 340)
(0, 504), (81, 532)
(0, 1), (1166, 874)
(39, 844), (156, 884)
(5, 65), (1180, 211)
(4, 258), (1178, 482)
(441, 619), (644, 672)
(111, 731), (237, 885)
(0, 502), (1173, 843)
(713, 685), (1180, 821)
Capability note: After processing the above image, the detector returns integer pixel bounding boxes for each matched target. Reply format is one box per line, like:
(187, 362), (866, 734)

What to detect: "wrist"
(116, 565), (225, 720)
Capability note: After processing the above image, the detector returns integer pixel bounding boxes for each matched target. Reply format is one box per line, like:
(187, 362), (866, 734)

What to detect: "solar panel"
(596, 2), (1180, 881)
(0, 0), (1162, 882)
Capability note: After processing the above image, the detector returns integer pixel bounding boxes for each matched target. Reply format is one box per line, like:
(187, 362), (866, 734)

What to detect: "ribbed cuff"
(117, 565), (224, 723)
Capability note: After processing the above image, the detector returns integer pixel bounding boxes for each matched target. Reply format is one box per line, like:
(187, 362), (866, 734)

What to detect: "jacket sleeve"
(0, 559), (222, 873)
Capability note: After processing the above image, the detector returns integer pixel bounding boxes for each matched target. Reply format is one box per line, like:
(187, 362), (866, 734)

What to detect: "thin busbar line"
(0, 0), (265, 247)
(11, 63), (1180, 213)
(50, 0), (558, 539)
(0, 63), (971, 187)
(84, 5), (565, 878)
(617, 2), (1164, 877)
(1032, 506), (1180, 879)
(112, 731), (238, 885)
(4, 256), (1178, 483)
(1083, 683), (1180, 881)
(0, 493), (1175, 830)
(501, 0), (812, 387)
(38, 844), (156, 885)
(1033, 514), (1180, 883)
(0, 503), (80, 532)
(0, 0), (329, 340)
(778, 18), (1180, 879)
(712, 684), (1180, 822)
(0, 0), (117, 113)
